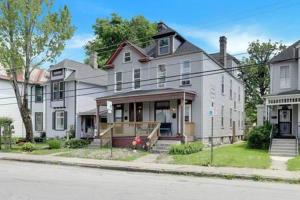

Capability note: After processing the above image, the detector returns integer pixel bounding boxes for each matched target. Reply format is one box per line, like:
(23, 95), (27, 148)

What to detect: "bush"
(64, 139), (89, 149)
(169, 141), (204, 155)
(47, 139), (61, 149)
(21, 142), (35, 152)
(247, 123), (272, 149)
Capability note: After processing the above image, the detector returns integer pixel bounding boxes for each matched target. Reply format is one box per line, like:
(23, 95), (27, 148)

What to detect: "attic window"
(124, 51), (131, 63)
(158, 38), (170, 55)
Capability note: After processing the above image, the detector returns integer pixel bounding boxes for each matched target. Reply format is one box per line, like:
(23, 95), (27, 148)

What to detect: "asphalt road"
(0, 160), (299, 200)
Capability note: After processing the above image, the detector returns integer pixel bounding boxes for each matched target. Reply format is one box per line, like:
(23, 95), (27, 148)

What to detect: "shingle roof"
(210, 52), (240, 65)
(49, 59), (107, 86)
(270, 40), (300, 64)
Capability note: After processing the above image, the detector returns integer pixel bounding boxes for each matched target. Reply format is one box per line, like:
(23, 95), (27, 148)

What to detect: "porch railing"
(111, 121), (159, 137)
(146, 122), (161, 151)
(99, 124), (115, 147)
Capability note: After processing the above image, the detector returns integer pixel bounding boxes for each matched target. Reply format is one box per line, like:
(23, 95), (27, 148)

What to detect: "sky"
(48, 0), (300, 68)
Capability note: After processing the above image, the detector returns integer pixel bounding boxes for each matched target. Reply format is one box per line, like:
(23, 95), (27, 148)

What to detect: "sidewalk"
(0, 152), (299, 183)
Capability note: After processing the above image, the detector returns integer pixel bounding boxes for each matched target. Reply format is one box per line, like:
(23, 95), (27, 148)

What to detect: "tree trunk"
(20, 104), (33, 142)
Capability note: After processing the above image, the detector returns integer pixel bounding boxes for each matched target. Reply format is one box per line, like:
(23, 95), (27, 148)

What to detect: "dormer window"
(123, 51), (131, 63)
(158, 38), (170, 55)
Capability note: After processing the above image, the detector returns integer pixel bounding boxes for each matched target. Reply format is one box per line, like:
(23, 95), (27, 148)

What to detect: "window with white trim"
(115, 72), (122, 91)
(157, 64), (166, 87)
(238, 86), (241, 102)
(221, 105), (224, 128)
(221, 75), (225, 95)
(230, 108), (233, 127)
(35, 112), (43, 131)
(185, 104), (192, 122)
(234, 92), (237, 110)
(52, 81), (64, 101)
(124, 51), (131, 63)
(181, 60), (191, 86)
(229, 79), (232, 99)
(133, 69), (141, 89)
(280, 66), (290, 89)
(238, 111), (241, 129)
(158, 38), (170, 55)
(55, 111), (65, 131)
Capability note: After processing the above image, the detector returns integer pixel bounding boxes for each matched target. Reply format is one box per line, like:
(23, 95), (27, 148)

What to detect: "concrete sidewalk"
(0, 152), (299, 183)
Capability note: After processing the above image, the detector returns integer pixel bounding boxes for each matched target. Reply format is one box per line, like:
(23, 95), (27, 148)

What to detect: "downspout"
(74, 81), (77, 138)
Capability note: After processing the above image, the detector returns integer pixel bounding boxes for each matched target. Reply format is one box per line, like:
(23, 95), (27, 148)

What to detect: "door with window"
(278, 109), (292, 136)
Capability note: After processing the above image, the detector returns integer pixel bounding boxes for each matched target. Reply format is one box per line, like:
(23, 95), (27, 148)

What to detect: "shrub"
(169, 141), (204, 155)
(47, 139), (61, 149)
(64, 139), (89, 149)
(21, 142), (35, 152)
(247, 123), (272, 149)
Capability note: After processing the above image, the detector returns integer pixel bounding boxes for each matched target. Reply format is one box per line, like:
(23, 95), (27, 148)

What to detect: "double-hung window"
(230, 108), (233, 127)
(238, 86), (241, 102)
(229, 79), (232, 100)
(55, 111), (65, 130)
(280, 66), (290, 89)
(221, 105), (224, 128)
(234, 92), (237, 110)
(35, 86), (43, 103)
(181, 61), (191, 86)
(157, 64), (166, 88)
(124, 51), (131, 63)
(221, 75), (225, 95)
(158, 38), (170, 55)
(115, 72), (122, 92)
(35, 112), (43, 131)
(133, 69), (141, 89)
(52, 81), (64, 101)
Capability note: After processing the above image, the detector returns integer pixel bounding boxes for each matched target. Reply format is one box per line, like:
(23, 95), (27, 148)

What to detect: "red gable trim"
(105, 41), (149, 68)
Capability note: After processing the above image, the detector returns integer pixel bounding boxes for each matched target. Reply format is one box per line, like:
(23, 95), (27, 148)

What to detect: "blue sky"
(49, 0), (300, 67)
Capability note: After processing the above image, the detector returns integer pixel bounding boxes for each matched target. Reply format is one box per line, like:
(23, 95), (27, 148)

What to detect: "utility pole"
(210, 101), (214, 165)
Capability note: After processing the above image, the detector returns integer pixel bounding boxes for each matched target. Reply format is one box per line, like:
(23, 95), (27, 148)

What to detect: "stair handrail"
(99, 124), (115, 147)
(269, 124), (274, 153)
(146, 122), (161, 151)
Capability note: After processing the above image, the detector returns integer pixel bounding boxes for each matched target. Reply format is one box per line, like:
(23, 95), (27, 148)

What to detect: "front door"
(129, 103), (143, 122)
(278, 109), (292, 136)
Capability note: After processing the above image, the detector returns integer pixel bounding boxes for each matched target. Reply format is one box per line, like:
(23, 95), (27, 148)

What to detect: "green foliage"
(247, 123), (272, 149)
(0, 117), (13, 126)
(47, 139), (61, 149)
(169, 142), (204, 155)
(239, 40), (286, 124)
(85, 13), (156, 67)
(21, 142), (35, 152)
(64, 139), (89, 149)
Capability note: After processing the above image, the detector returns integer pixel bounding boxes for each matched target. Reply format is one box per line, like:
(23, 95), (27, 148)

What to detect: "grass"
(287, 156), (300, 171)
(58, 148), (148, 161)
(172, 142), (271, 169)
(30, 148), (70, 155)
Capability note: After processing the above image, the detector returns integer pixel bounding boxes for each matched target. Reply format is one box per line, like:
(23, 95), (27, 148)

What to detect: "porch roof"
(265, 90), (300, 105)
(78, 108), (107, 116)
(96, 88), (196, 105)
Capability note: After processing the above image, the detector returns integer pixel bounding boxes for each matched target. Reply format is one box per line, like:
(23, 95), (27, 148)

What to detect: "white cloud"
(66, 34), (94, 49)
(171, 24), (286, 54)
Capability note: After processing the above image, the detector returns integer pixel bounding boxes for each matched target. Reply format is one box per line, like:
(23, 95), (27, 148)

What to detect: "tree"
(239, 40), (286, 123)
(0, 0), (75, 141)
(85, 13), (157, 67)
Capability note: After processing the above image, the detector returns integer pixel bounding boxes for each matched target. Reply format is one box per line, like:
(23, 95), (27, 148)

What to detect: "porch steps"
(151, 140), (181, 154)
(269, 139), (298, 157)
(89, 139), (101, 148)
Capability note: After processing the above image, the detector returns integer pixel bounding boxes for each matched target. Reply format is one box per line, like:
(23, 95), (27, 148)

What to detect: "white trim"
(55, 110), (65, 131)
(115, 71), (123, 92)
(157, 64), (166, 88)
(279, 65), (291, 89)
(180, 60), (191, 86)
(123, 51), (132, 63)
(132, 68), (141, 90)
(158, 37), (170, 55)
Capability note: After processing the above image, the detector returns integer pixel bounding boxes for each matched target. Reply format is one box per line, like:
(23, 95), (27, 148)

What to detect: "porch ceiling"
(96, 88), (196, 105)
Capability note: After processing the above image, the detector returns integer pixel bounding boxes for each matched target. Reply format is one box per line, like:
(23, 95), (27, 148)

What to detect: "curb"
(1, 157), (300, 184)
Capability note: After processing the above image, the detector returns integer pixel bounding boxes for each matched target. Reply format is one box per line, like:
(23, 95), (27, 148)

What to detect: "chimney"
(89, 52), (98, 69)
(219, 36), (227, 67)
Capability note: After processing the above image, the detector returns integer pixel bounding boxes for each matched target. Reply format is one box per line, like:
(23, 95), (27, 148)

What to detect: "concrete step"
(270, 152), (298, 157)
(270, 138), (298, 157)
(151, 140), (181, 154)
(271, 146), (297, 150)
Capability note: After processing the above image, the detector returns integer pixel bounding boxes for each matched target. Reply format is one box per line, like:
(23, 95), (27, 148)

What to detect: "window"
(55, 111), (65, 130)
(115, 72), (122, 91)
(157, 64), (166, 87)
(155, 101), (171, 123)
(280, 66), (290, 89)
(229, 79), (232, 99)
(185, 104), (192, 122)
(234, 92), (237, 110)
(238, 86), (241, 102)
(114, 104), (123, 122)
(35, 112), (43, 131)
(52, 69), (63, 76)
(221, 105), (224, 128)
(35, 86), (43, 103)
(238, 111), (241, 129)
(158, 38), (170, 55)
(181, 61), (191, 86)
(221, 75), (225, 95)
(52, 81), (64, 101)
(133, 69), (141, 89)
(230, 108), (233, 127)
(124, 51), (131, 63)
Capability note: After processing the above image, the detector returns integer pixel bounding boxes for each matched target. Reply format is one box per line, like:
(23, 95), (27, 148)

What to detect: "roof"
(78, 108), (107, 116)
(0, 66), (48, 85)
(266, 90), (300, 97)
(49, 59), (107, 86)
(209, 52), (241, 65)
(270, 40), (300, 64)
(152, 23), (176, 39)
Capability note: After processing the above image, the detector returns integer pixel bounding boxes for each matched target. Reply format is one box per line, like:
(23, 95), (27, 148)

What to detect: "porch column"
(96, 104), (100, 137)
(181, 93), (186, 143)
(134, 102), (136, 136)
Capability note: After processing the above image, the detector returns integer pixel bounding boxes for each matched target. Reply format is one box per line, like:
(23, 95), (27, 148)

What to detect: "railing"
(269, 124), (274, 153)
(99, 124), (115, 147)
(146, 122), (161, 151)
(111, 121), (159, 137)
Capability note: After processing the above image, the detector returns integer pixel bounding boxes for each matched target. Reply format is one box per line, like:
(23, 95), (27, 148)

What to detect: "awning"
(78, 108), (107, 116)
(96, 88), (196, 106)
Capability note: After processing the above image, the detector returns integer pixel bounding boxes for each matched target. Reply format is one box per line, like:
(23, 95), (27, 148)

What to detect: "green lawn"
(58, 148), (148, 161)
(287, 156), (300, 171)
(172, 142), (271, 169)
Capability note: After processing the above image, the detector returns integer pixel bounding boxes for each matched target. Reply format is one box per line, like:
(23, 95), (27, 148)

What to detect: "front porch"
(96, 89), (196, 148)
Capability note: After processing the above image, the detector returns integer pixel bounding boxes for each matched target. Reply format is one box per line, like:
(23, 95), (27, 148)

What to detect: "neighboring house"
(95, 22), (245, 148)
(261, 40), (300, 156)
(44, 59), (107, 138)
(0, 67), (48, 137)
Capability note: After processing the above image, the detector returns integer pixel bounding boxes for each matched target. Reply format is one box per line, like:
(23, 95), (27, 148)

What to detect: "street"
(0, 161), (299, 200)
